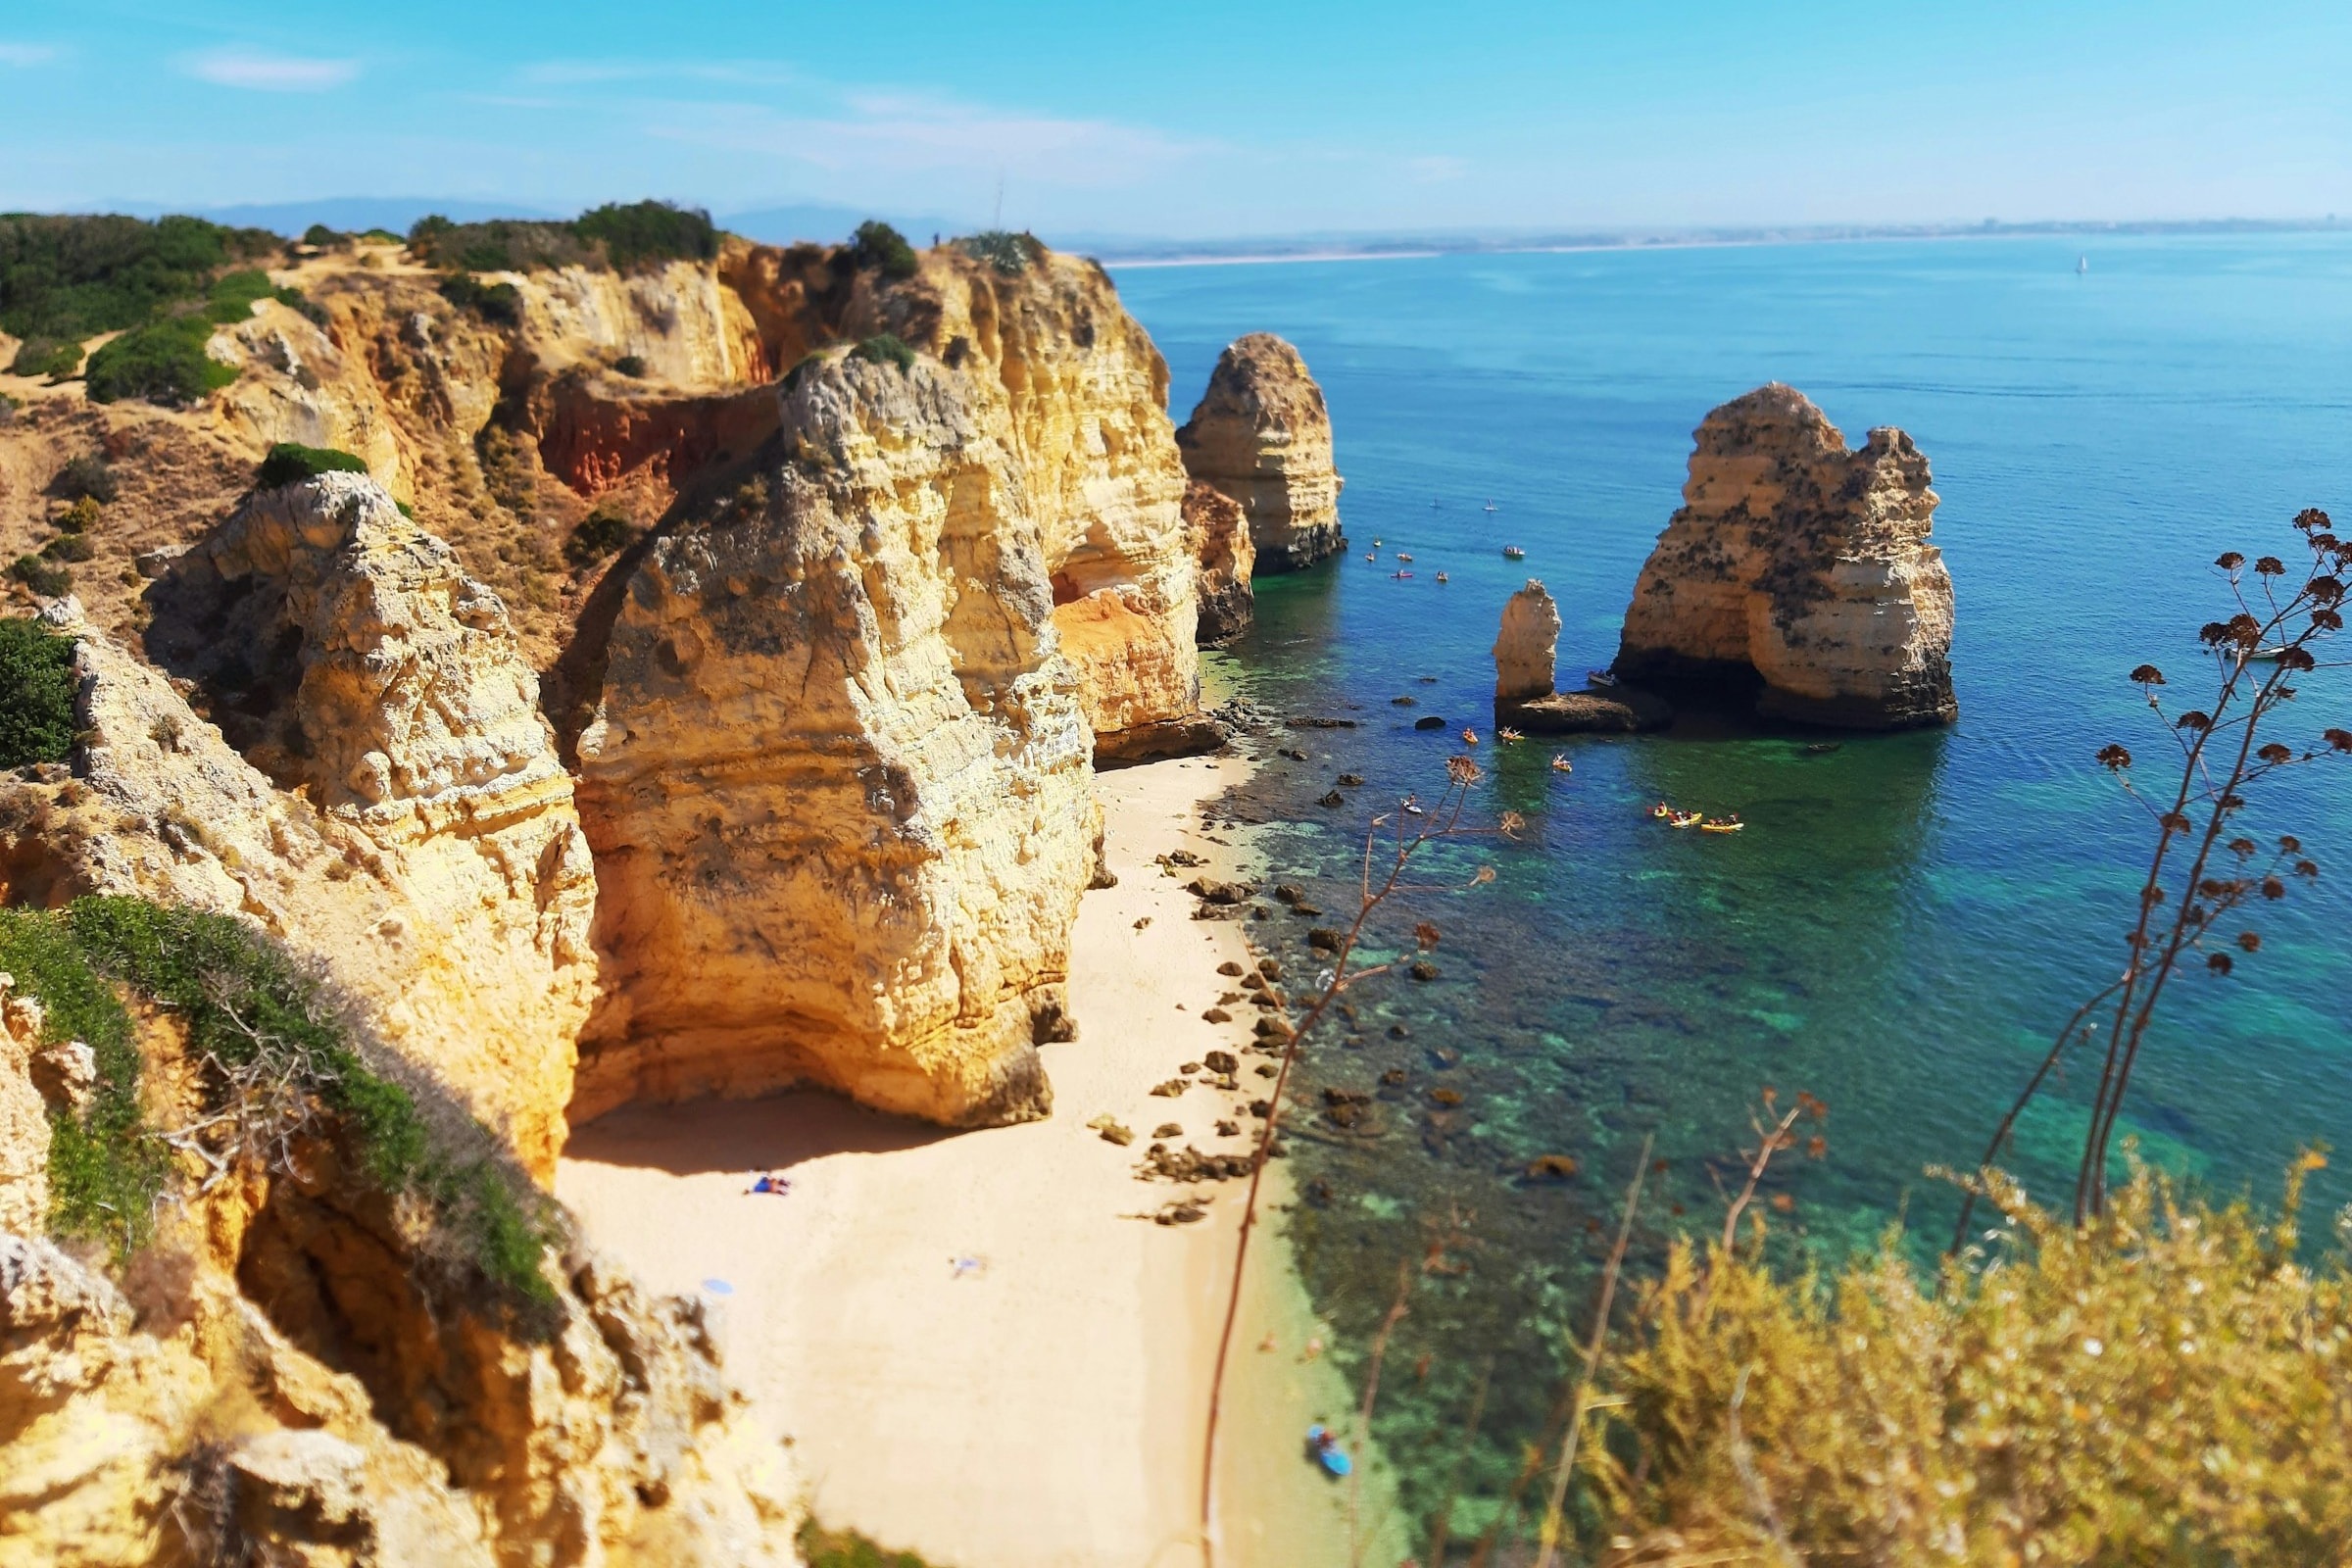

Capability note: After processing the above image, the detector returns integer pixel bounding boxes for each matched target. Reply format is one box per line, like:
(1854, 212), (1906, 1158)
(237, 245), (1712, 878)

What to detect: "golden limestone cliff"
(720, 240), (1215, 760)
(1614, 383), (1957, 728)
(1185, 480), (1255, 646)
(570, 354), (1095, 1127)
(0, 471), (597, 1177)
(1176, 332), (1346, 570)
(0, 1124), (798, 1568)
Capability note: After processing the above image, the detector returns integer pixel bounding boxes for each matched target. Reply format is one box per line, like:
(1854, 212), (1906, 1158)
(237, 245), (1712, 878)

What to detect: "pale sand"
(559, 755), (1404, 1568)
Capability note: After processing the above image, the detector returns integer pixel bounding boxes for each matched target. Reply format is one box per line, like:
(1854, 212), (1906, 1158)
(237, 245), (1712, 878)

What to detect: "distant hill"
(719, 202), (967, 249)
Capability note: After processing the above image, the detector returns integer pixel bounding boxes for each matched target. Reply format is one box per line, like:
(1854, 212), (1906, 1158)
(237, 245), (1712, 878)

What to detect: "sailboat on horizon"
(2077, 254), (2089, 276)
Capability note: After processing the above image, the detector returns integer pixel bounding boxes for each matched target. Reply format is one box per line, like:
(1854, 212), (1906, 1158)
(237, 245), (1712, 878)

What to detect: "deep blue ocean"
(1112, 234), (2352, 1532)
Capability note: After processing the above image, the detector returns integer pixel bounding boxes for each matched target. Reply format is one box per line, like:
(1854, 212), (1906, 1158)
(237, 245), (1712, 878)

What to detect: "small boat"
(1588, 669), (1618, 688)
(1699, 815), (1745, 834)
(1396, 552), (1413, 563)
(1549, 755), (1573, 773)
(2077, 255), (2089, 276)
(1483, 501), (1498, 514)
(1647, 802), (1676, 819)
(1432, 498), (1443, 509)
(1666, 809), (1704, 830)
(1434, 571), (1449, 583)
(1460, 728), (1480, 746)
(1803, 741), (1841, 755)
(1497, 727), (1524, 743)
(1373, 538), (1383, 547)
(2248, 645), (2289, 662)
(1363, 553), (1378, 563)
(1391, 569), (1413, 579)
(1501, 546), (1526, 561)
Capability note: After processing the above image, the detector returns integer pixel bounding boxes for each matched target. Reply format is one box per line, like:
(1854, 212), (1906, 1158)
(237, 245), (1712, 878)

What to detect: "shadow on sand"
(564, 1089), (956, 1177)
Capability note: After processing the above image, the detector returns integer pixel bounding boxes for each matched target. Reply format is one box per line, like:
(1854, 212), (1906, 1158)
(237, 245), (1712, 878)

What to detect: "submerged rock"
(1176, 333), (1346, 570)
(1614, 383), (1956, 728)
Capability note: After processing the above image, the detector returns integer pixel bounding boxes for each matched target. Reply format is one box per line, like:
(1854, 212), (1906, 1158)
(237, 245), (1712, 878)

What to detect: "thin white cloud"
(647, 88), (1205, 188)
(521, 58), (802, 88)
(0, 41), (61, 67)
(182, 48), (358, 93)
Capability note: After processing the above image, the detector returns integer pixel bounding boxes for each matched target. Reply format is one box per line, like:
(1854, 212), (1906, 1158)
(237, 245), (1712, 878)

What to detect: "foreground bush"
(955, 229), (1045, 275)
(408, 200), (716, 274)
(850, 220), (919, 281)
(1586, 1160), (2352, 1564)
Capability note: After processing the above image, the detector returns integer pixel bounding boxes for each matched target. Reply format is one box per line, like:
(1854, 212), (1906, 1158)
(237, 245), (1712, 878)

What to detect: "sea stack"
(1490, 579), (1672, 733)
(1176, 332), (1346, 570)
(1614, 383), (1957, 728)
(1186, 480), (1256, 645)
(1493, 580), (1562, 699)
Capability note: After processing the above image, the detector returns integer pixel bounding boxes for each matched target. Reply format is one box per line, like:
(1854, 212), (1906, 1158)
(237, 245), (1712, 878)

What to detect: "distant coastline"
(1096, 216), (2343, 269)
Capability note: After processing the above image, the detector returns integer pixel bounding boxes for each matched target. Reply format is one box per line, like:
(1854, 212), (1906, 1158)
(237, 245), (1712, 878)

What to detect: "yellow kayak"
(1699, 817), (1745, 834)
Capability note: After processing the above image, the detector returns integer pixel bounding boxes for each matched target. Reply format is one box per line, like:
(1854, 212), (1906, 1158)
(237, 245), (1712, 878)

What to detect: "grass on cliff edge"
(797, 1520), (942, 1568)
(2, 898), (559, 1315)
(1573, 1154), (2352, 1563)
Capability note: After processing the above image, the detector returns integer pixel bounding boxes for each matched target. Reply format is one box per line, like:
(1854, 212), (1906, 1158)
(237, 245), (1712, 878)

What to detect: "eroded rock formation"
(571, 355), (1094, 1128)
(1186, 481), (1254, 646)
(1489, 579), (1672, 734)
(0, 476), (599, 1178)
(1494, 580), (1562, 700)
(1615, 383), (1956, 728)
(720, 241), (1214, 759)
(1, 1155), (798, 1568)
(1176, 333), (1345, 570)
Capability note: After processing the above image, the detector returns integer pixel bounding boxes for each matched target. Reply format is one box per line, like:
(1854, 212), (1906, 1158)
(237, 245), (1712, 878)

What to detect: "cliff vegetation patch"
(254, 440), (369, 489)
(849, 220), (919, 280)
(850, 332), (917, 373)
(954, 229), (1045, 275)
(8, 897), (562, 1315)
(407, 199), (718, 274)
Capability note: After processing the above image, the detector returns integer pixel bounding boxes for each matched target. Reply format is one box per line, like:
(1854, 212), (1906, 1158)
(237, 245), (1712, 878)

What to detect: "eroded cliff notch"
(1614, 383), (1956, 728)
(1176, 332), (1346, 571)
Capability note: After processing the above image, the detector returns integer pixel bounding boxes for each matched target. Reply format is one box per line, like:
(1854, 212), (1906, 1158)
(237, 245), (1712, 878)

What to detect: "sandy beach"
(559, 754), (1400, 1568)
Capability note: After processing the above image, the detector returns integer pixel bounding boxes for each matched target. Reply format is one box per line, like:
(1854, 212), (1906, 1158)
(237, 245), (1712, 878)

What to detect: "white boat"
(1501, 545), (1525, 560)
(1483, 500), (1499, 514)
(2077, 255), (2089, 275)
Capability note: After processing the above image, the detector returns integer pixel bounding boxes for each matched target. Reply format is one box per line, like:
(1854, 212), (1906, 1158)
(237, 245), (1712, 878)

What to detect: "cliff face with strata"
(1614, 383), (1956, 728)
(720, 241), (1211, 759)
(1, 1091), (797, 1568)
(1185, 481), (1254, 647)
(1, 473), (597, 1178)
(570, 355), (1094, 1127)
(1176, 333), (1345, 571)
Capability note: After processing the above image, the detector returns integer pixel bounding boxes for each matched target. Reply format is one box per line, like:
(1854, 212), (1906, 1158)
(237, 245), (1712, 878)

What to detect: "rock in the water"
(1498, 684), (1673, 734)
(1493, 580), (1562, 700)
(1614, 383), (1956, 728)
(1413, 714), (1446, 731)
(1176, 333), (1345, 570)
(1186, 480), (1255, 646)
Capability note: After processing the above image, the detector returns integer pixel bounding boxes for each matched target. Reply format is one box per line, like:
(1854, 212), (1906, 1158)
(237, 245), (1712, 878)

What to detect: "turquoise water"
(1113, 235), (2352, 1537)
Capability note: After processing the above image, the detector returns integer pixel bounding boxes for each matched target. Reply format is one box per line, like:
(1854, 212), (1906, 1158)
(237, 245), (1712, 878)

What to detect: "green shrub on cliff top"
(954, 229), (1045, 276)
(850, 333), (916, 373)
(850, 220), (919, 281)
(0, 614), (78, 768)
(0, 213), (278, 344)
(407, 201), (716, 275)
(255, 441), (368, 489)
(83, 315), (238, 406)
(9, 336), (81, 379)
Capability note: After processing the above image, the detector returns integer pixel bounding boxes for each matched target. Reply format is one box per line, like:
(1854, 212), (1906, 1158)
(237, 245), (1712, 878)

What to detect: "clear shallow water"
(1113, 236), (2352, 1536)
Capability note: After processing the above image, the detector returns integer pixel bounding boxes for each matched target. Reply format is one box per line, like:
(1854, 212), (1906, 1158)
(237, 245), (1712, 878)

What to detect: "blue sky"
(3, 1), (2348, 240)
